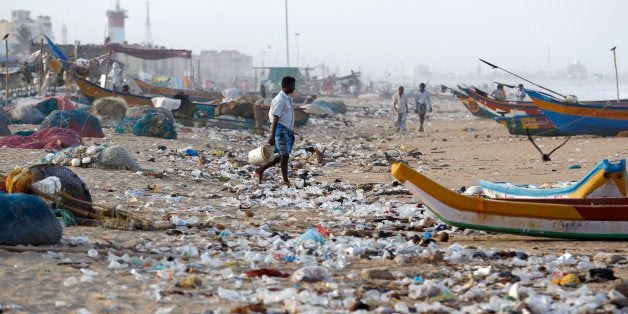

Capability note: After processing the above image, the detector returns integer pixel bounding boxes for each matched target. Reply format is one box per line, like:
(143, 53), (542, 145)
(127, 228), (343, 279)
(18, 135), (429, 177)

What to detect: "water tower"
(106, 0), (127, 44)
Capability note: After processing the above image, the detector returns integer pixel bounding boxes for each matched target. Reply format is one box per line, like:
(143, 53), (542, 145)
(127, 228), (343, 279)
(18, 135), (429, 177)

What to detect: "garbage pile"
(1, 96), (626, 313)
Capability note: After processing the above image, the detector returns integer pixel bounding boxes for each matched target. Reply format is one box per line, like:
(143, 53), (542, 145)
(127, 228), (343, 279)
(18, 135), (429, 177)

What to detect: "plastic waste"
(185, 148), (199, 156)
(298, 228), (325, 245)
(291, 266), (331, 282)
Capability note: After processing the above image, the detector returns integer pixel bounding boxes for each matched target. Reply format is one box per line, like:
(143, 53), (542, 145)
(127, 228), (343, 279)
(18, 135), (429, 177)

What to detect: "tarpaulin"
(106, 43), (191, 60)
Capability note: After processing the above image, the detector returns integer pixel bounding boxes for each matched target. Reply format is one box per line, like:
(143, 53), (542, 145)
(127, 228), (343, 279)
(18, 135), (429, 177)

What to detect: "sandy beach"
(1, 95), (628, 313)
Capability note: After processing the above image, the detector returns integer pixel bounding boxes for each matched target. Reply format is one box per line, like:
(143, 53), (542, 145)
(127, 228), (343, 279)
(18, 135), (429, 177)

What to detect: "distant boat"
(74, 76), (163, 107)
(75, 76), (309, 127)
(133, 78), (223, 102)
(526, 89), (628, 136)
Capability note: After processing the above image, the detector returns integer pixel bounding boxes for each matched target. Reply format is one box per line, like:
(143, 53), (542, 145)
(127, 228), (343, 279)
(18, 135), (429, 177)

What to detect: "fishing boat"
(74, 76), (161, 107)
(526, 89), (628, 136)
(494, 114), (567, 137)
(458, 86), (542, 116)
(75, 77), (309, 127)
(391, 161), (628, 239)
(479, 159), (626, 199)
(133, 78), (223, 102)
(454, 88), (492, 118)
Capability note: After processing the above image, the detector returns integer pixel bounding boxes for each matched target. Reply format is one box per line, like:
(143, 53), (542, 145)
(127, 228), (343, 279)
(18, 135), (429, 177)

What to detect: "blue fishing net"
(115, 106), (177, 139)
(0, 193), (63, 245)
(40, 109), (105, 138)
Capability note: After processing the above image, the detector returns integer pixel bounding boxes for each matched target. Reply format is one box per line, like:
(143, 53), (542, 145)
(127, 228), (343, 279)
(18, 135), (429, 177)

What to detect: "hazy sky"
(4, 0), (628, 78)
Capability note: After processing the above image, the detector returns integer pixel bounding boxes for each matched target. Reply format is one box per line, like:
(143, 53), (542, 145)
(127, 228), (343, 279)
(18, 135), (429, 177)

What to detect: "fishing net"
(35, 96), (76, 116)
(28, 165), (94, 218)
(91, 97), (129, 127)
(0, 127), (82, 151)
(115, 105), (177, 139)
(41, 145), (143, 171)
(40, 109), (105, 138)
(0, 193), (63, 245)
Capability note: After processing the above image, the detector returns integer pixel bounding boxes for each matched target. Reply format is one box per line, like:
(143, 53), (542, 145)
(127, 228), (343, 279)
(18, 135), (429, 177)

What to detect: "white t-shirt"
(268, 90), (295, 129)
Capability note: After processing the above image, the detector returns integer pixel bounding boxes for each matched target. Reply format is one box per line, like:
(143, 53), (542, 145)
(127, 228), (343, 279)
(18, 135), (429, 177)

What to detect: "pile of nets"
(27, 165), (95, 218)
(40, 109), (105, 138)
(8, 96), (76, 125)
(0, 127), (82, 151)
(91, 97), (129, 127)
(0, 109), (10, 136)
(115, 105), (177, 139)
(0, 193), (63, 245)
(41, 145), (143, 171)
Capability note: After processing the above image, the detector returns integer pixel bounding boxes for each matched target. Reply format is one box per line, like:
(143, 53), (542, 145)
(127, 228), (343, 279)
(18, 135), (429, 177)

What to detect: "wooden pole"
(39, 38), (44, 92)
(611, 47), (620, 102)
(3, 34), (8, 107)
(103, 49), (112, 89)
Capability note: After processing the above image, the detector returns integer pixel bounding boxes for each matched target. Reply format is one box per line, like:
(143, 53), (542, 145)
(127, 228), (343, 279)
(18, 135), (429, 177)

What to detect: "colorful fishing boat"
(526, 89), (628, 136)
(494, 114), (568, 137)
(459, 86), (542, 116)
(391, 161), (628, 239)
(454, 88), (492, 118)
(479, 159), (626, 199)
(133, 78), (223, 102)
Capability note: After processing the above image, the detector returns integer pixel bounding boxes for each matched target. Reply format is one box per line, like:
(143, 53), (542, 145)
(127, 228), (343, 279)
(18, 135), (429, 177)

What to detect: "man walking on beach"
(414, 82), (433, 132)
(392, 86), (409, 133)
(254, 76), (296, 186)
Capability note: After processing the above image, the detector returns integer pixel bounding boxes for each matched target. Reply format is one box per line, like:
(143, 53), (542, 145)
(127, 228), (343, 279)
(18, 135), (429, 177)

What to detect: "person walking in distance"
(254, 76), (296, 186)
(414, 82), (433, 132)
(515, 84), (526, 102)
(392, 86), (409, 133)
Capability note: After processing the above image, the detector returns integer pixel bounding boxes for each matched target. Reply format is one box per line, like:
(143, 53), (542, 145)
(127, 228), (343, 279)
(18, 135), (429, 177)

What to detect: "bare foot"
(282, 180), (292, 187)
(254, 168), (264, 184)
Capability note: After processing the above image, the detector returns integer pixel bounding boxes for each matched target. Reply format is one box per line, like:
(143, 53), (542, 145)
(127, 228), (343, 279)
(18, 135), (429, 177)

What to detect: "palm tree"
(14, 25), (32, 46)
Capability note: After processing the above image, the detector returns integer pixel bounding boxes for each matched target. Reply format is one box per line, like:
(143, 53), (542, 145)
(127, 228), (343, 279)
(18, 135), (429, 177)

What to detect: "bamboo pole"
(611, 47), (620, 102)
(3, 34), (8, 107)
(104, 49), (112, 89)
(39, 38), (44, 92)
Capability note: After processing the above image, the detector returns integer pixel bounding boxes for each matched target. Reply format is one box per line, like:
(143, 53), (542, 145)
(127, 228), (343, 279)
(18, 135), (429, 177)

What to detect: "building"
(0, 10), (54, 45)
(194, 50), (253, 87)
(106, 2), (128, 44)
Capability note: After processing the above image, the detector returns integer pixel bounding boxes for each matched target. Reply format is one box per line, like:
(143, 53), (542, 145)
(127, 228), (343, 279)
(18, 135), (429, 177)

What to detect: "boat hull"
(391, 162), (628, 240)
(526, 90), (628, 136)
(134, 78), (222, 102)
(480, 159), (627, 198)
(494, 114), (566, 136)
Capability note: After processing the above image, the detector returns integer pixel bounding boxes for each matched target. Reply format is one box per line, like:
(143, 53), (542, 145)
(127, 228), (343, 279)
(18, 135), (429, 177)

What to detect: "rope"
(0, 172), (164, 230)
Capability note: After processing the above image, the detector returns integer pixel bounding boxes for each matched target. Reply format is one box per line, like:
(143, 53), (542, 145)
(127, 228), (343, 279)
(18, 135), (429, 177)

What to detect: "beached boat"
(454, 89), (493, 118)
(74, 76), (162, 107)
(391, 161), (628, 239)
(76, 77), (309, 127)
(479, 159), (626, 199)
(458, 86), (542, 116)
(195, 101), (310, 127)
(526, 89), (628, 136)
(133, 78), (223, 102)
(494, 114), (567, 137)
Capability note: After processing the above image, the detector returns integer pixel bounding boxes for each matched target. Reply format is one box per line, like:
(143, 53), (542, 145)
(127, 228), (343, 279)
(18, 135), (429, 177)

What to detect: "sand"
(0, 95), (627, 313)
